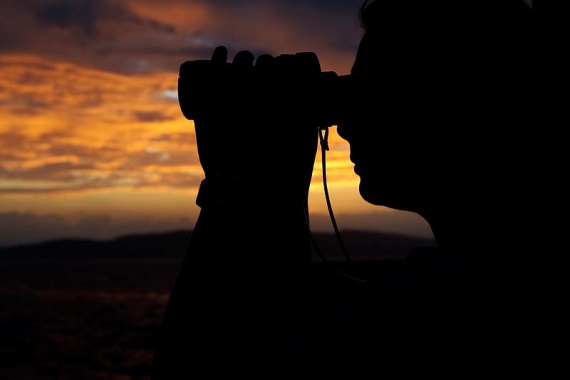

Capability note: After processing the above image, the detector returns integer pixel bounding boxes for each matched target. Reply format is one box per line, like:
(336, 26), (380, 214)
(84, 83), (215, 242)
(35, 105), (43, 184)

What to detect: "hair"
(358, 0), (386, 32)
(358, 0), (532, 33)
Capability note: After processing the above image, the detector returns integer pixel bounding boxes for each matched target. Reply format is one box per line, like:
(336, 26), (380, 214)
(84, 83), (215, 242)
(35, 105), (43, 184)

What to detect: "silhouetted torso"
(152, 1), (566, 378)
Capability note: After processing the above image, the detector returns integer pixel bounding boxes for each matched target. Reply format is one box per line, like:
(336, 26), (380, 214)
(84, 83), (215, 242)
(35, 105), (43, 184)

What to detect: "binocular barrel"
(178, 59), (351, 128)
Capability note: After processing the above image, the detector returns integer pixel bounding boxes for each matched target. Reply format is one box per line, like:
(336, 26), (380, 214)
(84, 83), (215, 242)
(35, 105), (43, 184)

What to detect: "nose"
(329, 75), (353, 140)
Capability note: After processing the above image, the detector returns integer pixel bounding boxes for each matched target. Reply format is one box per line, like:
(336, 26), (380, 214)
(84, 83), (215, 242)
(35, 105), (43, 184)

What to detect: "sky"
(0, 0), (453, 248)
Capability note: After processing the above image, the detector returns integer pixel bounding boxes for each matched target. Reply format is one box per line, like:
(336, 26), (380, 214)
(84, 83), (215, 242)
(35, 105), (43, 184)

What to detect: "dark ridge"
(311, 229), (436, 261)
(0, 229), (435, 260)
(0, 230), (192, 259)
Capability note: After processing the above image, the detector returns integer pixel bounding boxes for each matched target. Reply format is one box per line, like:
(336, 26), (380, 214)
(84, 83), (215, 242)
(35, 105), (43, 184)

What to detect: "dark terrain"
(0, 230), (435, 379)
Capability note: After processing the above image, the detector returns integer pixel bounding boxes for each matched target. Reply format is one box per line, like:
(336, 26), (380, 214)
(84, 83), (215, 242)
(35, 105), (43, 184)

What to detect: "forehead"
(351, 32), (385, 77)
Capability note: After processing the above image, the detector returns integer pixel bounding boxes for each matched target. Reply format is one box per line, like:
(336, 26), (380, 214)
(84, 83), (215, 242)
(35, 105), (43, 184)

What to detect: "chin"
(359, 180), (414, 212)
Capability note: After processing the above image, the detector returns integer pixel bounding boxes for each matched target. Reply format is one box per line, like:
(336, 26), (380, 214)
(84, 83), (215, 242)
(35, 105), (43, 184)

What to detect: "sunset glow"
(0, 0), (434, 247)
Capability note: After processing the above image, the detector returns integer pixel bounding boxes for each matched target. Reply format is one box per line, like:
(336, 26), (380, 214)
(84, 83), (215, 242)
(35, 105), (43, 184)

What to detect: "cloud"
(33, 0), (175, 36)
(0, 0), (534, 77)
(0, 54), (202, 194)
(0, 52), (353, 195)
(0, 0), (184, 73)
(0, 0), (364, 75)
(133, 110), (174, 123)
(0, 123), (202, 193)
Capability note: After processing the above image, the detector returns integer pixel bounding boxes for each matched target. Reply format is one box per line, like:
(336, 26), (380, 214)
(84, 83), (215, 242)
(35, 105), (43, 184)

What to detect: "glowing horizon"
(0, 1), (434, 247)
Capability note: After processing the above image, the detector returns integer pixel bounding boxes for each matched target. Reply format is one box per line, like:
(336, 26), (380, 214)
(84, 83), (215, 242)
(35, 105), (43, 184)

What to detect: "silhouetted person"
(152, 1), (565, 378)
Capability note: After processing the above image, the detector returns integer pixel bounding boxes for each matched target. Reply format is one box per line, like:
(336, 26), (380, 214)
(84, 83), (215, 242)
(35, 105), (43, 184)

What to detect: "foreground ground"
(0, 230), (432, 379)
(0, 257), (179, 380)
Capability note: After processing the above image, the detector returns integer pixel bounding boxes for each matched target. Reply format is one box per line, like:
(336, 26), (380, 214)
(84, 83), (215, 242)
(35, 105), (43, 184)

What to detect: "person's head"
(336, 0), (538, 247)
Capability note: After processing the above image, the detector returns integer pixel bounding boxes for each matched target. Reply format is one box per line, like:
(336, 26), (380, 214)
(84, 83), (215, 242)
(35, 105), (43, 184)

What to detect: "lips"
(350, 153), (362, 173)
(353, 161), (366, 177)
(349, 152), (358, 165)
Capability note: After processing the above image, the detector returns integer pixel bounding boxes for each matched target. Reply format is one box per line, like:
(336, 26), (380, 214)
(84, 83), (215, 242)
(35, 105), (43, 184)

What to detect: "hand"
(180, 46), (321, 200)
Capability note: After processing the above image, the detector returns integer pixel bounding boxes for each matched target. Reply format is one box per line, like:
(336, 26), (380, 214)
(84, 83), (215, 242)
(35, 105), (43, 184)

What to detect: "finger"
(232, 50), (255, 68)
(294, 51), (321, 74)
(273, 53), (297, 75)
(255, 53), (275, 68)
(211, 46), (228, 64)
(274, 53), (295, 66)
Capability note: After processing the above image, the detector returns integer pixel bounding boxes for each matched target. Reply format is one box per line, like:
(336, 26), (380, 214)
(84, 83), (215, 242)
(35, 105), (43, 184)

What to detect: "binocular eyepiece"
(178, 54), (351, 128)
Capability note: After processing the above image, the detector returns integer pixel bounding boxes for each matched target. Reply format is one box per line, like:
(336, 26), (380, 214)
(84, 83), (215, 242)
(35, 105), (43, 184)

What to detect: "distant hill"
(311, 229), (436, 261)
(0, 229), (436, 261)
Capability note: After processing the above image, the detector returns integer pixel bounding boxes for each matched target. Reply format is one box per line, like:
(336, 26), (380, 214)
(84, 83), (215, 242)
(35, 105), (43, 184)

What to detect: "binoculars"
(178, 53), (351, 128)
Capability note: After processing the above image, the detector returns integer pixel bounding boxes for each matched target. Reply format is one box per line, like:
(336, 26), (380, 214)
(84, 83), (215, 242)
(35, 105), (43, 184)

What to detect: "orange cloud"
(0, 1), (436, 245)
(0, 53), (201, 194)
(0, 53), (359, 197)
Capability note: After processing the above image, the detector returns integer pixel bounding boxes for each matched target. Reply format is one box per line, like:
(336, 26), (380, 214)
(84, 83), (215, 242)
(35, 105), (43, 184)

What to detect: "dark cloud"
(3, 98), (52, 116)
(133, 110), (173, 123)
(35, 1), (97, 34)
(2, 161), (93, 182)
(191, 0), (361, 13)
(0, 0), (180, 73)
(33, 0), (176, 36)
(0, 0), (364, 74)
(149, 132), (195, 143)
(0, 0), (533, 76)
(186, 0), (364, 56)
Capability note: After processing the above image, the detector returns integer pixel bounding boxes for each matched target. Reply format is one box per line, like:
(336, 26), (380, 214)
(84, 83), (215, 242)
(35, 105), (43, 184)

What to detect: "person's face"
(336, 31), (439, 214)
